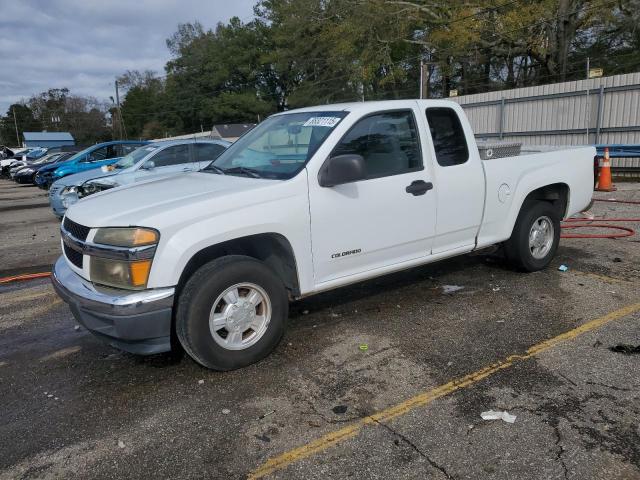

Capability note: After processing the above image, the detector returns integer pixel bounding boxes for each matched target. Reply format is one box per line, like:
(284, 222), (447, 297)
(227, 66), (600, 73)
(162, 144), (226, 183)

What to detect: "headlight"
(89, 227), (159, 289)
(61, 185), (79, 196)
(90, 257), (153, 289)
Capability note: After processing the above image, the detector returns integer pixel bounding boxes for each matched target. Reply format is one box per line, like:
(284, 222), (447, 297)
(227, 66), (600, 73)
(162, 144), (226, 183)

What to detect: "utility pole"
(586, 57), (590, 80)
(419, 59), (431, 99)
(419, 60), (424, 99)
(12, 107), (20, 146)
(114, 80), (127, 140)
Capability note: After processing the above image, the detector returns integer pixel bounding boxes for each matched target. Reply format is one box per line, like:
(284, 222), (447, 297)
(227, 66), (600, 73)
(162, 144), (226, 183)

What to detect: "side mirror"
(142, 160), (155, 170)
(318, 154), (366, 187)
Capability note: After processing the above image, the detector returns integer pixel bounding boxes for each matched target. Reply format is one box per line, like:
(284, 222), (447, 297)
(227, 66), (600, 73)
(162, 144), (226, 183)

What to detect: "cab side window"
(425, 108), (469, 167)
(332, 110), (422, 179)
(152, 145), (191, 167)
(195, 143), (226, 162)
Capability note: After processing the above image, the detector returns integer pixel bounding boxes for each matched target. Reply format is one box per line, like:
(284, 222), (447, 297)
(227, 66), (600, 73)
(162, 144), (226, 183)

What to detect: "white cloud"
(0, 0), (256, 113)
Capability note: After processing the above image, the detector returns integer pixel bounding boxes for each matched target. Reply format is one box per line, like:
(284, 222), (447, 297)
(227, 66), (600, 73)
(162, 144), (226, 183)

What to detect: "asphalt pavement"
(1, 179), (639, 479)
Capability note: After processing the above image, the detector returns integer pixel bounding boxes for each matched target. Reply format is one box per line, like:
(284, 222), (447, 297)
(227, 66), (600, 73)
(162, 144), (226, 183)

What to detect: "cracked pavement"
(1, 180), (639, 479)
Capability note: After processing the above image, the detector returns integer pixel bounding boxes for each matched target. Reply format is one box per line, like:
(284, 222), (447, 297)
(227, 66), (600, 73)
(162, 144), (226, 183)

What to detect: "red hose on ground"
(561, 197), (639, 239)
(0, 272), (51, 284)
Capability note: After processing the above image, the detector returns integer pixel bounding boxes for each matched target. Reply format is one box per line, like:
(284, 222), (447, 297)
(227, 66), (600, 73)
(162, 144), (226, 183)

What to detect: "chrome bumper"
(51, 256), (175, 355)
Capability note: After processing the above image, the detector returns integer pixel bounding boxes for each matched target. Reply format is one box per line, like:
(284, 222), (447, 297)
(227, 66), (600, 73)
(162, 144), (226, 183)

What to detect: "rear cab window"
(425, 108), (469, 167)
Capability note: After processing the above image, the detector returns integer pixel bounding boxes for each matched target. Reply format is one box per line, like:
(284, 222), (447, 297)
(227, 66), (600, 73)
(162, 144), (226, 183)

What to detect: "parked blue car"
(35, 141), (149, 189)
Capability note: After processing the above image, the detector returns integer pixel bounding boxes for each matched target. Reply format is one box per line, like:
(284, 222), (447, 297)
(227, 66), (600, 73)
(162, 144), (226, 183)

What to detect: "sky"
(0, 0), (256, 114)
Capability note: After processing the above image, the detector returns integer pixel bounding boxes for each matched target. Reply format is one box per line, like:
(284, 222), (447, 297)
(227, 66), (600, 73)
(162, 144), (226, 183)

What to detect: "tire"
(504, 200), (561, 272)
(176, 255), (288, 370)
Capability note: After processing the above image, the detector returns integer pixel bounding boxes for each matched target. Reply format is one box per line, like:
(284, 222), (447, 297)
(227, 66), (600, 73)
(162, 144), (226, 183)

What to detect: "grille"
(63, 217), (90, 241)
(63, 243), (83, 268)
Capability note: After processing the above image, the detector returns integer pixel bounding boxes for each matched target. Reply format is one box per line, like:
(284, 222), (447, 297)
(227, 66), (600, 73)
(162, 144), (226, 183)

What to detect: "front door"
(308, 108), (437, 285)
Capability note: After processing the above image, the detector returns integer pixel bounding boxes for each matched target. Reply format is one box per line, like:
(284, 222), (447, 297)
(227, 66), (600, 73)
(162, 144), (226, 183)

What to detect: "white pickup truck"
(52, 100), (594, 370)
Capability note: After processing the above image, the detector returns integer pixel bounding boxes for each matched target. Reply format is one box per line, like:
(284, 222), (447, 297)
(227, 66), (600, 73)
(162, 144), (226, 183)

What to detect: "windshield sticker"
(303, 116), (342, 128)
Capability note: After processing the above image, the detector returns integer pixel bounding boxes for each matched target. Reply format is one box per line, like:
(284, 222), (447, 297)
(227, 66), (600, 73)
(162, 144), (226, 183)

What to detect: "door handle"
(405, 180), (433, 196)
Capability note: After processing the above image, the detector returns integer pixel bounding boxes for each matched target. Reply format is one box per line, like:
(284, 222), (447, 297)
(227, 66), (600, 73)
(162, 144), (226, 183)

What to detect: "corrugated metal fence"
(451, 72), (640, 172)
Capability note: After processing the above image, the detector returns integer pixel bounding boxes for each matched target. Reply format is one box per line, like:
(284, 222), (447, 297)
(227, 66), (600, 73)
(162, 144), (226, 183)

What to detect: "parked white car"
(51, 139), (231, 216)
(52, 100), (594, 370)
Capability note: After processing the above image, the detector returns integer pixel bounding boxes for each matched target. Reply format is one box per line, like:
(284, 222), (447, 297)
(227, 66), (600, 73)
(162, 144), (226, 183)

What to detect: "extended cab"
(52, 100), (594, 370)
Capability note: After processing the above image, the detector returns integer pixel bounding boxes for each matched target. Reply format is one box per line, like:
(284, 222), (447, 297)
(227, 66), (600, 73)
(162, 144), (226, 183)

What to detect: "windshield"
(207, 111), (348, 180)
(114, 145), (158, 169)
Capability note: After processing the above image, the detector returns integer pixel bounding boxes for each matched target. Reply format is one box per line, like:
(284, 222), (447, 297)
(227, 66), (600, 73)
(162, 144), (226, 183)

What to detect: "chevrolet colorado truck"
(52, 100), (594, 370)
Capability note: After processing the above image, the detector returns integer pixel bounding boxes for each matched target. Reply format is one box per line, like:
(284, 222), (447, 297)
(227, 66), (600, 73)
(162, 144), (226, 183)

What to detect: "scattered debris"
(221, 408), (231, 415)
(302, 310), (309, 315)
(258, 410), (275, 420)
(393, 439), (400, 446)
(447, 361), (453, 366)
(442, 285), (464, 294)
(613, 257), (622, 263)
(198, 379), (204, 385)
(47, 394), (53, 398)
(496, 320), (505, 323)
(480, 410), (517, 423)
(359, 343), (369, 352)
(609, 344), (640, 355)
(74, 325), (80, 331)
(492, 287), (501, 292)
(117, 440), (125, 449)
(254, 434), (271, 443)
(593, 340), (603, 348)
(558, 265), (569, 272)
(308, 420), (322, 428)
(332, 405), (348, 414)
(54, 397), (58, 400)
(329, 313), (340, 318)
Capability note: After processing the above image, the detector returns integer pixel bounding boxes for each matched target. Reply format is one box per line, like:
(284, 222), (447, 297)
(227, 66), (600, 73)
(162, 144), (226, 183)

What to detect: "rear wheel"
(176, 255), (288, 370)
(504, 201), (561, 272)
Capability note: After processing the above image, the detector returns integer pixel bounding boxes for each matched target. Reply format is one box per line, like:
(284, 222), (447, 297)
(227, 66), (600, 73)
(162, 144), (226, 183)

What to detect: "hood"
(52, 167), (115, 187)
(65, 172), (283, 229)
(38, 159), (74, 174)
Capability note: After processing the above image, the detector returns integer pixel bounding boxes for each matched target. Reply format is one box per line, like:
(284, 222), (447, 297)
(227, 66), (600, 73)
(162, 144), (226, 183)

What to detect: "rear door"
(308, 108), (437, 284)
(424, 107), (485, 253)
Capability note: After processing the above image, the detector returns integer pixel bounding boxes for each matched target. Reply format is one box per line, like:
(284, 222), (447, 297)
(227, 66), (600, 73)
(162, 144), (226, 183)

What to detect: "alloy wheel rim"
(528, 215), (554, 259)
(209, 282), (272, 350)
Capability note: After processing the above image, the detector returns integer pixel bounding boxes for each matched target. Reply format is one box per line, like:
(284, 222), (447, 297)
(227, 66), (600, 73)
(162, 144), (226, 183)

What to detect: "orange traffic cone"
(596, 147), (615, 192)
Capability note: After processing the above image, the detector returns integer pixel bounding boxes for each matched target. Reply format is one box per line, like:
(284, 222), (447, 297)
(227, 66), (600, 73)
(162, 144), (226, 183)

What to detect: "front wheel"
(504, 201), (561, 272)
(176, 255), (288, 370)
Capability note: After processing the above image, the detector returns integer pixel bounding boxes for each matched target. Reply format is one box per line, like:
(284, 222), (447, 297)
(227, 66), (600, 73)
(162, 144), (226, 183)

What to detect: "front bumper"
(51, 256), (175, 355)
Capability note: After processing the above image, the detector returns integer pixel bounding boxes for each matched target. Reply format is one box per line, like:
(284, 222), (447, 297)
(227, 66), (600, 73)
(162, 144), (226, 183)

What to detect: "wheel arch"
(175, 233), (301, 300)
(509, 182), (570, 238)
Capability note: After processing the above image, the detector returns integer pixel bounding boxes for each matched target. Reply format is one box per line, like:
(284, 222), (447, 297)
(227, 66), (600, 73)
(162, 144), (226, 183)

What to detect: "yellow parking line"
(248, 302), (640, 479)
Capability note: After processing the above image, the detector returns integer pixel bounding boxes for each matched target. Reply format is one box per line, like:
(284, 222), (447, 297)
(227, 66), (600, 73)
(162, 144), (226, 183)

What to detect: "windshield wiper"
(203, 164), (226, 175)
(221, 166), (262, 178)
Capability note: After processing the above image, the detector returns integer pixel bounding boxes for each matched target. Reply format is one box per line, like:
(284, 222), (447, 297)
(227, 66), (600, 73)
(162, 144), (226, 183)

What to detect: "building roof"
(23, 131), (74, 141)
(211, 124), (256, 138)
